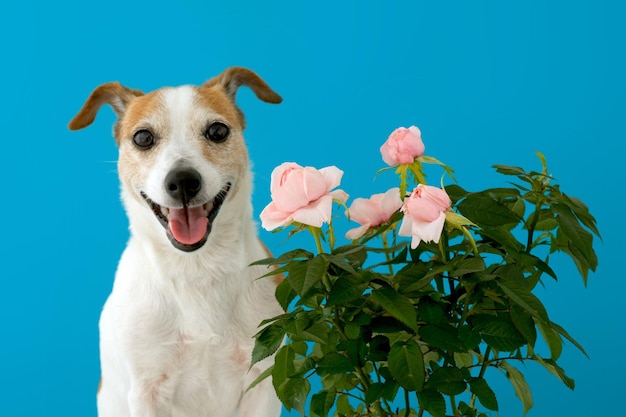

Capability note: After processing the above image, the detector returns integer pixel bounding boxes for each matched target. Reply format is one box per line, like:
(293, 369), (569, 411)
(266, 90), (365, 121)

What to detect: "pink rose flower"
(345, 188), (403, 240)
(380, 126), (425, 166)
(260, 162), (349, 230)
(398, 184), (451, 249)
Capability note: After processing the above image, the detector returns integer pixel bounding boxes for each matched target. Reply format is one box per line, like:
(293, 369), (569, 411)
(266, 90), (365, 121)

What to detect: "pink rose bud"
(345, 188), (403, 240)
(380, 126), (425, 166)
(260, 162), (349, 231)
(398, 184), (451, 249)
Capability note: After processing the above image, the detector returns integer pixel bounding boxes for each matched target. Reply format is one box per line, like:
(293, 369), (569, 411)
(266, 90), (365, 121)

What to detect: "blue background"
(1, 1), (623, 416)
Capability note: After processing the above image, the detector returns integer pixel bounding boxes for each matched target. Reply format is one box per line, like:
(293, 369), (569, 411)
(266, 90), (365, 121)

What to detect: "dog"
(68, 67), (284, 417)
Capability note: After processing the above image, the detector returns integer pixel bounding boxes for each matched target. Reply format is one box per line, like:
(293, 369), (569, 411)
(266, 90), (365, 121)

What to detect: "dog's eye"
(205, 122), (229, 143)
(133, 130), (155, 149)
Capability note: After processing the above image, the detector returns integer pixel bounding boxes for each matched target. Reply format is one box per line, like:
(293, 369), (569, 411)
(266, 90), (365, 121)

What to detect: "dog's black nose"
(165, 169), (202, 202)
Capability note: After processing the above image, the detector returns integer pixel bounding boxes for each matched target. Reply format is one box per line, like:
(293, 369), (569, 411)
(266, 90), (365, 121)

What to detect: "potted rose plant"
(249, 126), (598, 417)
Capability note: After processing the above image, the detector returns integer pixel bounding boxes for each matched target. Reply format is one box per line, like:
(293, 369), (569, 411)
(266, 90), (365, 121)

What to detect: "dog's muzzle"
(140, 169), (231, 252)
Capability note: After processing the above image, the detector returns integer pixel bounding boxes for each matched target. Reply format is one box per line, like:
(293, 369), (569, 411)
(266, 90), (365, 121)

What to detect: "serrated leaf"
(473, 315), (526, 352)
(426, 366), (466, 395)
(554, 203), (597, 274)
(251, 248), (314, 265)
(310, 388), (336, 417)
(417, 388), (446, 417)
(452, 256), (486, 276)
(316, 352), (354, 375)
(296, 322), (329, 344)
(287, 256), (328, 297)
(493, 164), (527, 176)
(469, 377), (499, 411)
(371, 287), (418, 332)
(419, 324), (467, 353)
(388, 340), (425, 391)
(364, 382), (385, 405)
(501, 361), (533, 415)
(327, 276), (367, 306)
(559, 194), (601, 237)
(277, 377), (310, 414)
(275, 279), (297, 311)
(497, 275), (549, 323)
(457, 195), (520, 226)
(550, 321), (589, 358)
(322, 253), (357, 274)
(536, 319), (563, 360)
(509, 304), (537, 347)
(251, 324), (285, 365)
(246, 364), (273, 392)
(535, 356), (575, 390)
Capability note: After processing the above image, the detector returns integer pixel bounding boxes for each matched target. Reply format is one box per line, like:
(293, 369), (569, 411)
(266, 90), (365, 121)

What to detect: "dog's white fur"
(69, 67), (283, 417)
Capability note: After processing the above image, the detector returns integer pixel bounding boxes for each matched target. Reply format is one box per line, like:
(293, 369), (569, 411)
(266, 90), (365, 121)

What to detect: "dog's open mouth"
(140, 183), (231, 252)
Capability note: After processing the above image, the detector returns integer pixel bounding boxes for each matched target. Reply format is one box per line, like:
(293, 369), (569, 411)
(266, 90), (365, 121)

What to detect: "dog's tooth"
(161, 207), (169, 217)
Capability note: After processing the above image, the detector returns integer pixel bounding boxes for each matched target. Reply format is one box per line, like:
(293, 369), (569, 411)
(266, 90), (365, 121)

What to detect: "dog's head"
(69, 67), (281, 252)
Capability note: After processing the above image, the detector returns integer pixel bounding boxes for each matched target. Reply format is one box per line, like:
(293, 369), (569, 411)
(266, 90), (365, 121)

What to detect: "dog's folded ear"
(68, 82), (144, 131)
(204, 67), (282, 105)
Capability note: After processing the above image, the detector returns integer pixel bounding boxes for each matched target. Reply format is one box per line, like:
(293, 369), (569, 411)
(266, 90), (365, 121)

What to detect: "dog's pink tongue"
(169, 206), (208, 245)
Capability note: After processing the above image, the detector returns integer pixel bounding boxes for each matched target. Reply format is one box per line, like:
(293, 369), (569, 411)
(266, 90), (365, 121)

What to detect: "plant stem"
(469, 346), (492, 409)
(525, 202), (541, 253)
(449, 394), (459, 417)
(309, 226), (325, 254)
(381, 231), (395, 276)
(404, 388), (410, 417)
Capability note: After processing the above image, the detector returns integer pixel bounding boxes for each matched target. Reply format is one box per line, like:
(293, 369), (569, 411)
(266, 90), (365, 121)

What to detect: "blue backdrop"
(1, 1), (623, 416)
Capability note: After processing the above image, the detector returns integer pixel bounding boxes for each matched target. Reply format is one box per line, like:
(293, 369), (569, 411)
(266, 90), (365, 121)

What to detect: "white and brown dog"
(69, 67), (284, 417)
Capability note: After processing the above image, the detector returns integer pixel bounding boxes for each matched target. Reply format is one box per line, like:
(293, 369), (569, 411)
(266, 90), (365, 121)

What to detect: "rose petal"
(330, 189), (349, 204)
(291, 195), (333, 228)
(260, 202), (293, 231)
(319, 166), (344, 192)
(345, 223), (371, 240)
(412, 212), (446, 243)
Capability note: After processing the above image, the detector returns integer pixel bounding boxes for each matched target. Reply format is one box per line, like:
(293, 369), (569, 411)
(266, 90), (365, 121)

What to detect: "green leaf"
(497, 274), (549, 323)
(297, 322), (329, 344)
(473, 315), (526, 352)
(364, 382), (385, 405)
(426, 366), (466, 395)
(536, 319), (563, 360)
(327, 276), (367, 306)
(246, 364), (273, 392)
(316, 352), (354, 375)
(535, 356), (575, 390)
(272, 345), (295, 390)
(310, 388), (336, 417)
(451, 256), (486, 276)
(368, 335), (391, 362)
(509, 305), (537, 347)
(469, 377), (499, 411)
(251, 248), (314, 265)
(277, 377), (310, 414)
(388, 340), (425, 391)
(550, 321), (589, 358)
(457, 194), (520, 226)
(418, 297), (445, 324)
(493, 164), (527, 176)
(554, 203), (598, 280)
(251, 324), (284, 365)
(371, 287), (418, 332)
(417, 388), (446, 417)
(275, 279), (297, 311)
(558, 194), (600, 237)
(287, 256), (328, 297)
(322, 253), (357, 274)
(501, 361), (533, 415)
(419, 324), (467, 353)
